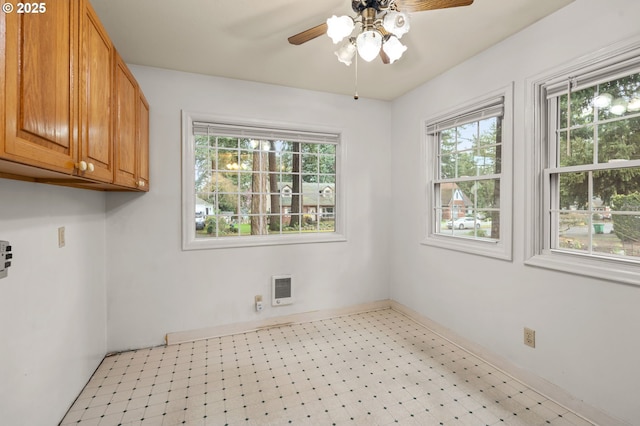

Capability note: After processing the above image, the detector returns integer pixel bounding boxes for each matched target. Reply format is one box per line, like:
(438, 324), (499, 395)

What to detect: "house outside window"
(527, 41), (640, 285)
(182, 113), (345, 249)
(422, 86), (513, 260)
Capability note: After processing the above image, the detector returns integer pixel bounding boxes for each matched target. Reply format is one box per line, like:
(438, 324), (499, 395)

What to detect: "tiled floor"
(60, 309), (593, 426)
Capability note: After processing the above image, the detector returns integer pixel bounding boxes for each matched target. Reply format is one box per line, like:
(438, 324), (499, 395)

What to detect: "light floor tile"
(60, 309), (595, 426)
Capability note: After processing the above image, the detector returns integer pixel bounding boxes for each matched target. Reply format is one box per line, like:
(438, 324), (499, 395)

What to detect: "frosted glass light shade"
(383, 11), (410, 38)
(335, 43), (356, 66)
(382, 36), (407, 64)
(326, 15), (355, 44)
(356, 30), (382, 62)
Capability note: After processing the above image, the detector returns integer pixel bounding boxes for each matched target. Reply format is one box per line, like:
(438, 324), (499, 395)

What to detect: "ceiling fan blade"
(288, 23), (328, 45)
(380, 49), (391, 65)
(395, 0), (473, 13)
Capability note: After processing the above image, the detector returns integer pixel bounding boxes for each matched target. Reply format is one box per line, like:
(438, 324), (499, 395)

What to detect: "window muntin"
(195, 134), (337, 238)
(423, 87), (513, 261)
(433, 114), (503, 242)
(183, 114), (344, 249)
(546, 71), (640, 261)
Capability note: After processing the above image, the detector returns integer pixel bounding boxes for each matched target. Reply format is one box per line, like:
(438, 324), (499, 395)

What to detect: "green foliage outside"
(611, 192), (640, 242)
(557, 73), (640, 208)
(194, 135), (337, 236)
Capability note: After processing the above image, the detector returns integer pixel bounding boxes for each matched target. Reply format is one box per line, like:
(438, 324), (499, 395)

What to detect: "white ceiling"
(90, 0), (574, 101)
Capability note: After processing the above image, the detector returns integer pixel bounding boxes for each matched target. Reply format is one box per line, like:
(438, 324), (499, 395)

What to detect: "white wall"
(0, 179), (107, 425)
(105, 67), (392, 352)
(390, 0), (640, 424)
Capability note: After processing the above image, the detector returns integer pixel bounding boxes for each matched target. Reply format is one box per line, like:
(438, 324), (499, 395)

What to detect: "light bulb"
(383, 11), (410, 38)
(335, 42), (356, 66)
(382, 36), (407, 64)
(326, 15), (355, 44)
(356, 30), (382, 62)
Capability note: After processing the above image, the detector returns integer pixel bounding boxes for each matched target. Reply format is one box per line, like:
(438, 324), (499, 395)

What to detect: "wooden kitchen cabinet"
(78, 0), (114, 183)
(0, 0), (149, 191)
(137, 91), (150, 191)
(113, 51), (150, 191)
(113, 52), (138, 189)
(1, 1), (79, 174)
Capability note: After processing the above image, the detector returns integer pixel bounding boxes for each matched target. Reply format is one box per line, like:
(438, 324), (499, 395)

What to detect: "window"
(422, 86), (513, 260)
(527, 39), (640, 285)
(182, 112), (345, 249)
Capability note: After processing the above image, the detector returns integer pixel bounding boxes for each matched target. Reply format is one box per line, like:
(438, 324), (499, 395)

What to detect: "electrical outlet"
(255, 295), (263, 312)
(58, 227), (65, 248)
(524, 327), (536, 348)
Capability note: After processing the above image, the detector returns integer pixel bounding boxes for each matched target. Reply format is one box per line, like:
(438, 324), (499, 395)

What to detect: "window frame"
(421, 85), (514, 261)
(525, 36), (640, 286)
(181, 111), (347, 250)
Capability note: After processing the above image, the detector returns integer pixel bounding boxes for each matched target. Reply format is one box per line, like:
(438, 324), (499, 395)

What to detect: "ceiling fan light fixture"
(326, 15), (355, 44)
(382, 35), (407, 64)
(335, 42), (357, 66)
(356, 30), (382, 62)
(383, 11), (410, 38)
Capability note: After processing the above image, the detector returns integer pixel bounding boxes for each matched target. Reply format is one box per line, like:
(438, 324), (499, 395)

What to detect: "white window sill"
(183, 232), (347, 251)
(421, 234), (512, 261)
(525, 251), (640, 287)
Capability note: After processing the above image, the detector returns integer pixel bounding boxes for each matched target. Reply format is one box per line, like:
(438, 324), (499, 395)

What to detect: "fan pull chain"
(354, 52), (359, 100)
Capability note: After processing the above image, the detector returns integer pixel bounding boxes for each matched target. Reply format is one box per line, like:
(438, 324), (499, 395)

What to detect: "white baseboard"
(389, 300), (628, 426)
(165, 299), (391, 345)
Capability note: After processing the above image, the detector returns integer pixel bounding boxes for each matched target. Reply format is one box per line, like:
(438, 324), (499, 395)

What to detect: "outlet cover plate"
(524, 327), (536, 348)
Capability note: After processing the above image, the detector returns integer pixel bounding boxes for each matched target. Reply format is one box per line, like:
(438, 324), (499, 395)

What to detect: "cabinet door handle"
(87, 162), (95, 172)
(137, 180), (146, 188)
(75, 161), (87, 171)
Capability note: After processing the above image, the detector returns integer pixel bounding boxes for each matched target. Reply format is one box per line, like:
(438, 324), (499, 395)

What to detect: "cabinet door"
(113, 52), (138, 188)
(1, 2), (78, 173)
(78, 0), (113, 182)
(137, 92), (150, 191)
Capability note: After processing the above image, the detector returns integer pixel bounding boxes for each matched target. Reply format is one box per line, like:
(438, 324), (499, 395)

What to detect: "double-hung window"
(182, 112), (345, 250)
(423, 86), (513, 260)
(528, 40), (640, 284)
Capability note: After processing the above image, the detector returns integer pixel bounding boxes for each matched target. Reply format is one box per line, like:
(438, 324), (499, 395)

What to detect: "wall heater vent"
(272, 275), (293, 306)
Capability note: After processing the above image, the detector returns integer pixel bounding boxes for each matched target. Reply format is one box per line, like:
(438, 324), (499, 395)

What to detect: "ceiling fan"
(288, 0), (474, 65)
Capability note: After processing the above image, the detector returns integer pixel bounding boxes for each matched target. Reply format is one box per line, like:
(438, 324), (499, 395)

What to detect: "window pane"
(597, 73), (640, 121)
(478, 117), (499, 146)
(558, 126), (594, 167)
(217, 149), (238, 170)
(593, 167), (640, 206)
(607, 213), (640, 258)
(598, 117), (640, 163)
(217, 137), (238, 149)
(559, 86), (597, 128)
(191, 129), (338, 242)
(477, 145), (500, 175)
(476, 179), (500, 209)
(439, 153), (457, 179)
(440, 128), (457, 153)
(457, 152), (477, 177)
(559, 172), (588, 210)
(457, 122), (476, 151)
(557, 211), (590, 253)
(302, 154), (319, 175)
(318, 154), (336, 175)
